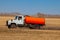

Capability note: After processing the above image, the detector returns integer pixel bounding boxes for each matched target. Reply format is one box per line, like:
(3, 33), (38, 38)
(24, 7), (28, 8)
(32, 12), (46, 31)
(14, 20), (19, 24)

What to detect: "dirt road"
(0, 25), (60, 40)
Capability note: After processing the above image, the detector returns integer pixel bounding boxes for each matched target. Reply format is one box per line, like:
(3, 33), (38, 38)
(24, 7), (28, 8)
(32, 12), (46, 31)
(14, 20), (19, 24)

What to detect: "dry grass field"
(0, 16), (60, 40)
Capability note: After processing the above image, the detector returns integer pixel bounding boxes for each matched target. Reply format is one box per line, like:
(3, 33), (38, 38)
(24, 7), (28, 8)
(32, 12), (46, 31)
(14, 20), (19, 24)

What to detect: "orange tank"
(25, 16), (45, 25)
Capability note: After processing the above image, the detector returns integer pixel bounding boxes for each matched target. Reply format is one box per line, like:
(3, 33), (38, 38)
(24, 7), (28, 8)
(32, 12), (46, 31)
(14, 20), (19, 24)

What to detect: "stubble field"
(0, 16), (60, 40)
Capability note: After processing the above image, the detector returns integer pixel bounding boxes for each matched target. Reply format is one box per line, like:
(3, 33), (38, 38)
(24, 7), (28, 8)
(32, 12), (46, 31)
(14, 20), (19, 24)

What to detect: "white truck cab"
(6, 15), (25, 28)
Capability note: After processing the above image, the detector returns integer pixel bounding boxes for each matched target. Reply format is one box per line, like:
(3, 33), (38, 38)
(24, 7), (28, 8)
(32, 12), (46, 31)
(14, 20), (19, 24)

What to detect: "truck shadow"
(18, 26), (60, 30)
(41, 27), (60, 30)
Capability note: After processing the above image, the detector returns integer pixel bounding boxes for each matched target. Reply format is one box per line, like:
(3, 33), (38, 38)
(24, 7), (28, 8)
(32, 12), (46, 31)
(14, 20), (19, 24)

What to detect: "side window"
(18, 16), (22, 20)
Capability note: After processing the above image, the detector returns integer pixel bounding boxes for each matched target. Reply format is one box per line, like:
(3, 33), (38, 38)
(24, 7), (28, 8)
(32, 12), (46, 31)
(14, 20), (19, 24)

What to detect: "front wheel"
(8, 24), (17, 29)
(10, 24), (16, 28)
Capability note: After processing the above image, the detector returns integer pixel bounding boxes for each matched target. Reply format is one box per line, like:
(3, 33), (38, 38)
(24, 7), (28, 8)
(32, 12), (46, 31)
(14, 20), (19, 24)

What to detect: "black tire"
(28, 24), (36, 29)
(35, 25), (40, 29)
(29, 24), (40, 29)
(10, 24), (16, 28)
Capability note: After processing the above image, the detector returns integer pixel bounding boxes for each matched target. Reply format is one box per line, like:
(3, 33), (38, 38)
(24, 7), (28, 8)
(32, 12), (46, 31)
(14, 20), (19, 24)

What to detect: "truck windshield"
(15, 16), (18, 19)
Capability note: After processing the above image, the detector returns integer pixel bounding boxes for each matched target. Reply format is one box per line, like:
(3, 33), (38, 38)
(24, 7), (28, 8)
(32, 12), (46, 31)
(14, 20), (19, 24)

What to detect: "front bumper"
(6, 21), (8, 26)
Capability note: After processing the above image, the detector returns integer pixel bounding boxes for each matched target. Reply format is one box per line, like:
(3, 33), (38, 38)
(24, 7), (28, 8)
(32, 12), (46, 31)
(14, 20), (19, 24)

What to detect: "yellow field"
(0, 16), (60, 40)
(45, 18), (60, 30)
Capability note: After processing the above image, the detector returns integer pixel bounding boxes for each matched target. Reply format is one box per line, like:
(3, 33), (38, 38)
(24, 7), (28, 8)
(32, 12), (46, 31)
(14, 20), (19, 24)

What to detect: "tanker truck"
(6, 15), (45, 29)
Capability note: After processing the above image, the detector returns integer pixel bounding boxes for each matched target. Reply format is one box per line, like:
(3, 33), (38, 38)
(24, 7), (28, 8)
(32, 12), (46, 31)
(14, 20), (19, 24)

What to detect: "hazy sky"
(0, 0), (60, 15)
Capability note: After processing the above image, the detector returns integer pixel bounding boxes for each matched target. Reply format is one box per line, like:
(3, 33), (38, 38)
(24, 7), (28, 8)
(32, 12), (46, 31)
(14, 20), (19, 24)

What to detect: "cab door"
(16, 16), (24, 25)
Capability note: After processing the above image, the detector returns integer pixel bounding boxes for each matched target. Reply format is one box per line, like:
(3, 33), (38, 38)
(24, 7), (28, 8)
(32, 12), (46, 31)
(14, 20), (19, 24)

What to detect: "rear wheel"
(28, 24), (35, 29)
(28, 24), (40, 29)
(35, 25), (40, 29)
